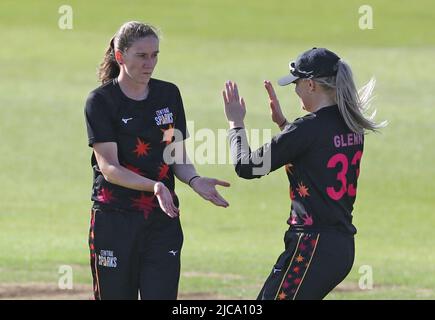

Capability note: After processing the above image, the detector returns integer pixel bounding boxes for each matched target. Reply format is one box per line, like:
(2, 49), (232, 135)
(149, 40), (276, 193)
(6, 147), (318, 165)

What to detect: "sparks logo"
(161, 124), (175, 145)
(96, 187), (115, 204)
(131, 193), (158, 219)
(155, 107), (174, 126)
(133, 138), (151, 157)
(296, 182), (310, 198)
(157, 163), (170, 181)
(98, 250), (117, 268)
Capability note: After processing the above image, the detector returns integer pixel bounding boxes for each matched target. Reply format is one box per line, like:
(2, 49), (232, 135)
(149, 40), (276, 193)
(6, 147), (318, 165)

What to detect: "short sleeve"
(173, 86), (189, 142)
(84, 91), (117, 147)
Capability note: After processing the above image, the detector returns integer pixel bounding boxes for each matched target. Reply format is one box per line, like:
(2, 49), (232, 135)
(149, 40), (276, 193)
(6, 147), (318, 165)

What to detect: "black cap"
(278, 47), (340, 86)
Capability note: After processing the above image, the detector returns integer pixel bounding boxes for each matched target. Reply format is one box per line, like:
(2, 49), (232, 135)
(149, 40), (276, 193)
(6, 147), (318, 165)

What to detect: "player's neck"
(117, 73), (149, 101)
(310, 95), (336, 113)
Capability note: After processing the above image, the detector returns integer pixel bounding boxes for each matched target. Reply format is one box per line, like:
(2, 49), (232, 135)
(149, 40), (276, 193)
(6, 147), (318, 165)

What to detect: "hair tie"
(333, 59), (341, 72)
(108, 49), (115, 61)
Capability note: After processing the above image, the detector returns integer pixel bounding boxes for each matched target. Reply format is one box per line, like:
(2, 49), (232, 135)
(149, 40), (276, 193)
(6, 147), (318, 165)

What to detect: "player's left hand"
(191, 177), (230, 208)
(223, 81), (246, 127)
(264, 80), (287, 127)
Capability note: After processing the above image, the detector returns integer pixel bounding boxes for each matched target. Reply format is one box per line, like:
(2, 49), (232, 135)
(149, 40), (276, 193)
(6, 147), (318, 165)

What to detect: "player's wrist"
(153, 181), (165, 195)
(278, 118), (288, 129)
(188, 175), (201, 188)
(229, 120), (245, 129)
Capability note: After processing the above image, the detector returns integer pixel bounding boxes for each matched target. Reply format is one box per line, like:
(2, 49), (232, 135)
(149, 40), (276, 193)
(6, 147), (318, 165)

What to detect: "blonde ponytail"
(315, 60), (387, 134)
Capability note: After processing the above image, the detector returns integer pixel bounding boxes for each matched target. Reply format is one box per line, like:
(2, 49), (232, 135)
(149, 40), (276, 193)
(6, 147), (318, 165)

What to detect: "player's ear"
(115, 50), (124, 65)
(308, 79), (316, 92)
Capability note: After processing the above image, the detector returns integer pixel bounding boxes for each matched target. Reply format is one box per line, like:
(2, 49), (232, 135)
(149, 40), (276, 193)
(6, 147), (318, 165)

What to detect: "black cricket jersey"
(228, 105), (364, 234)
(84, 78), (188, 218)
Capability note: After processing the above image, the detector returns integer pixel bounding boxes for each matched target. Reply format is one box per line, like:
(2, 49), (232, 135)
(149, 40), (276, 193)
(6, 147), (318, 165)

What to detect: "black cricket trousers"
(89, 206), (183, 300)
(257, 229), (355, 300)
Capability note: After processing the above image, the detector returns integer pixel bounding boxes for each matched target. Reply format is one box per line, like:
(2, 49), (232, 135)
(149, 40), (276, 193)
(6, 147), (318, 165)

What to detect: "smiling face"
(115, 35), (159, 85)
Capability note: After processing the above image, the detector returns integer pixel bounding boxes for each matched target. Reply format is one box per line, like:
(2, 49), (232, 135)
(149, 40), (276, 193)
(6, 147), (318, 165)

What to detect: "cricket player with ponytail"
(223, 47), (386, 300)
(84, 21), (230, 300)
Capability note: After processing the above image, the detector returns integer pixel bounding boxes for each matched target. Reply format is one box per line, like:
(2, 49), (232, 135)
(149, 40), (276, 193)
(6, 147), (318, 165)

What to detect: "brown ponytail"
(98, 36), (120, 84)
(97, 21), (160, 84)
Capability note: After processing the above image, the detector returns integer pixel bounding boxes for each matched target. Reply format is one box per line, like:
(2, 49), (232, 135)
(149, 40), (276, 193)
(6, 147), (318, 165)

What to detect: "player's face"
(120, 36), (159, 85)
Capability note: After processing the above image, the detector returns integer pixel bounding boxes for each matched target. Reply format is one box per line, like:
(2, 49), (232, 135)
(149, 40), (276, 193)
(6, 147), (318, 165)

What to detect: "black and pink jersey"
(84, 78), (188, 217)
(228, 105), (363, 234)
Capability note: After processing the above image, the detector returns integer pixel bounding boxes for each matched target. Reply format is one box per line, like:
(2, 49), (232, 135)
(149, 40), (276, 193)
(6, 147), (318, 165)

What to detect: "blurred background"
(0, 0), (434, 299)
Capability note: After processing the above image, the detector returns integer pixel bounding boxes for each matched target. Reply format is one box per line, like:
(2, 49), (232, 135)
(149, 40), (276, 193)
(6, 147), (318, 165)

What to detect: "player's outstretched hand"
(223, 80), (246, 127)
(264, 80), (287, 128)
(191, 177), (230, 208)
(154, 182), (180, 218)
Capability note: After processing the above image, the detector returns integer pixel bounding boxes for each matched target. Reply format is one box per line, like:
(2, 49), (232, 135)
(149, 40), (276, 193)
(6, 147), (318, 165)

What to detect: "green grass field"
(0, 0), (434, 299)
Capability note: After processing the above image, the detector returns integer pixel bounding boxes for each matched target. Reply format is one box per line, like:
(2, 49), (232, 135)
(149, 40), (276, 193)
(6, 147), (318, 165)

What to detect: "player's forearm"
(228, 127), (269, 179)
(100, 164), (157, 192)
(171, 161), (198, 185)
